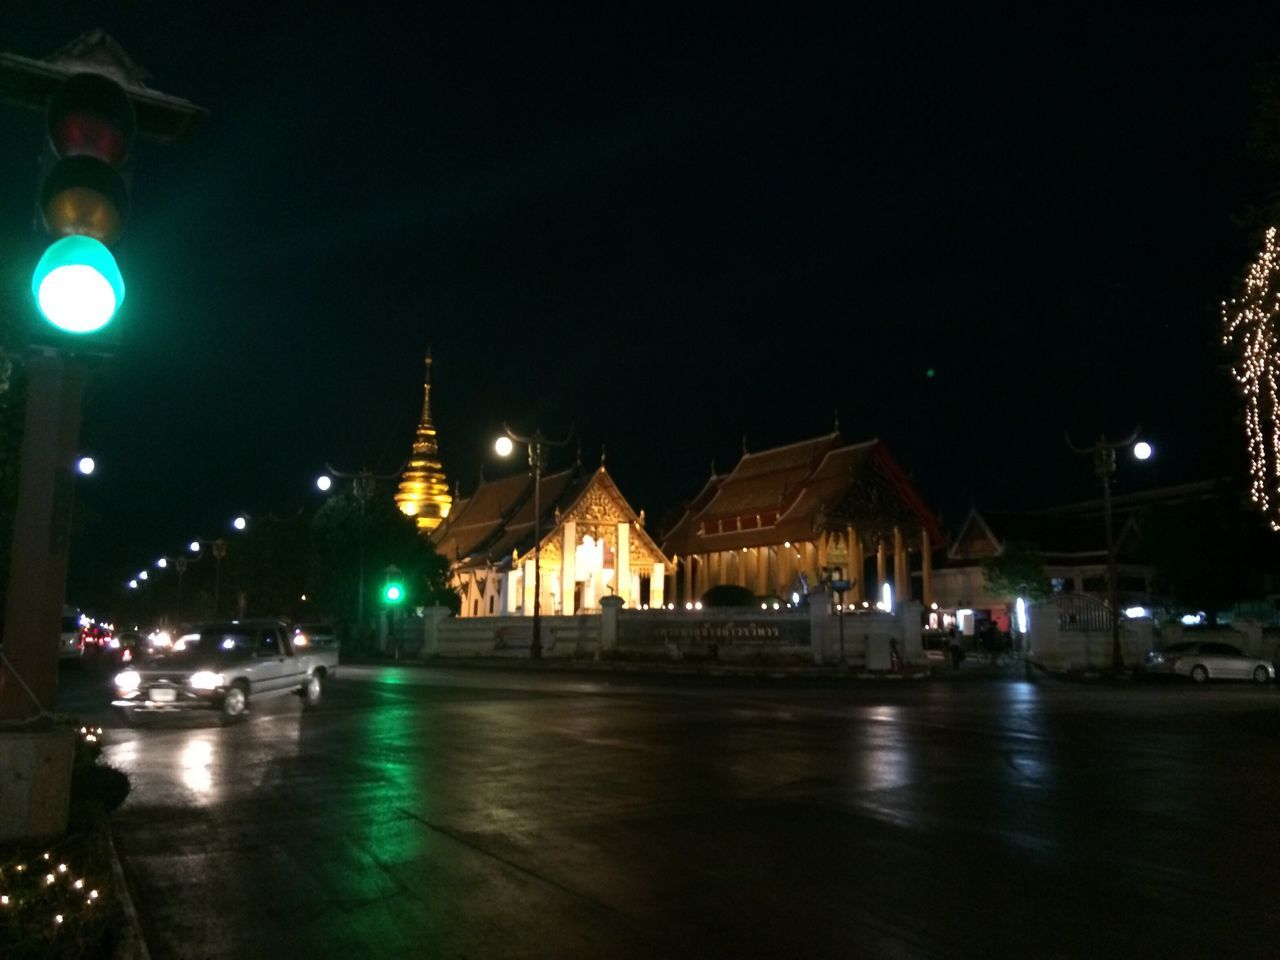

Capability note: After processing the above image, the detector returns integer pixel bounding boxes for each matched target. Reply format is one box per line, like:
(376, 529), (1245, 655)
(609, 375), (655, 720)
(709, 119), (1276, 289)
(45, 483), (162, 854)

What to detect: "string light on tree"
(1222, 225), (1280, 531)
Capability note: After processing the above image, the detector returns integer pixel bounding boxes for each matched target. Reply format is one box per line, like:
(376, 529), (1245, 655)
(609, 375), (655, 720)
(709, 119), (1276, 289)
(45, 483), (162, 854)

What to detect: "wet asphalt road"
(58, 661), (1280, 959)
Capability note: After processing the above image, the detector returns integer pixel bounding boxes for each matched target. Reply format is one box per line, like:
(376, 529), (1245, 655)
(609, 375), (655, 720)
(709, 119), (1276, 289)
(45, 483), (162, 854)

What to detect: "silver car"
(1144, 640), (1275, 684)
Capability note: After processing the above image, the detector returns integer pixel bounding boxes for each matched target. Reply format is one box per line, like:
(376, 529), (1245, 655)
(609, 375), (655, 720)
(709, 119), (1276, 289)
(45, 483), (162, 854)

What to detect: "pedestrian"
(948, 627), (963, 668)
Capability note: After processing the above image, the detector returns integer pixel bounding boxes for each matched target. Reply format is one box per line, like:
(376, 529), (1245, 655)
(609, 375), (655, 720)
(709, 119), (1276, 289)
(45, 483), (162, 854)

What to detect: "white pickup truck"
(111, 618), (337, 722)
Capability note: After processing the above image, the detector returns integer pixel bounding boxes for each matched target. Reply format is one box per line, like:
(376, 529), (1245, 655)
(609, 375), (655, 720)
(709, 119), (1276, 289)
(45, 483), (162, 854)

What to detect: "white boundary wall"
(419, 592), (927, 667)
(1027, 601), (1269, 672)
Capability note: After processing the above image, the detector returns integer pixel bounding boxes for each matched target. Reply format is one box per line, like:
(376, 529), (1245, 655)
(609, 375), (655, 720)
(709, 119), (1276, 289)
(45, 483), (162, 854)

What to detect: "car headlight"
(189, 671), (225, 690)
(114, 670), (141, 692)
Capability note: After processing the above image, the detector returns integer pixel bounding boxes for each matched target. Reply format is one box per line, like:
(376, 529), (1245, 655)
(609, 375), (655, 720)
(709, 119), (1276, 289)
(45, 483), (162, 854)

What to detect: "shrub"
(700, 584), (756, 607)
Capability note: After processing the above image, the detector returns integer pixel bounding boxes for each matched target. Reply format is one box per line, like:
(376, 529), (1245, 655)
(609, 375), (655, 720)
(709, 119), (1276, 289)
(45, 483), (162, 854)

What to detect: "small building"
(430, 460), (670, 618)
(932, 502), (1154, 634)
(660, 431), (945, 609)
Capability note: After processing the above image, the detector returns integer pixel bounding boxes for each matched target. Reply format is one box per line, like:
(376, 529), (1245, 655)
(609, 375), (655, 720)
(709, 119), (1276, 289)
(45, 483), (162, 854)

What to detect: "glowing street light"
(495, 423), (572, 659)
(232, 515), (247, 531)
(315, 475), (332, 492)
(189, 540), (200, 553)
(156, 558), (167, 569)
(1133, 440), (1153, 461)
(75, 456), (95, 475)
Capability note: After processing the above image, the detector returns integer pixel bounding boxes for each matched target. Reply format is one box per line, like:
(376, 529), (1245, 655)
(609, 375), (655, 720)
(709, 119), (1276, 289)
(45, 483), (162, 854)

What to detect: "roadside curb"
(343, 656), (935, 681)
(108, 829), (149, 960)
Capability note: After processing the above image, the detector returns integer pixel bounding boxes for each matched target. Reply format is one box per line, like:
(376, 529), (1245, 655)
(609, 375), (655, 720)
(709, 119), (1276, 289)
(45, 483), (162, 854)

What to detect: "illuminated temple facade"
(395, 353), (452, 532)
(431, 460), (670, 618)
(661, 432), (944, 608)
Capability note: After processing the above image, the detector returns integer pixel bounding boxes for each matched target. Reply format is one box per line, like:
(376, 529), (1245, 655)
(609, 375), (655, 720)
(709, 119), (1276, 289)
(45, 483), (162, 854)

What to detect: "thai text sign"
(623, 614), (810, 647)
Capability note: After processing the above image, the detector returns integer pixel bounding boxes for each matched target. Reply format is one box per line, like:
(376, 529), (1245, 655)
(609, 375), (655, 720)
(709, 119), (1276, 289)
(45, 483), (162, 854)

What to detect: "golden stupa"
(395, 352), (452, 532)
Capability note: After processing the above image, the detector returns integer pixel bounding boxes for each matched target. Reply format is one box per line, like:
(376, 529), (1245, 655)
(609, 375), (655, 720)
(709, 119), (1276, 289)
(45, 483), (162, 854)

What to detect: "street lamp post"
(211, 538), (227, 616)
(496, 424), (572, 660)
(1068, 430), (1150, 673)
(325, 463), (403, 648)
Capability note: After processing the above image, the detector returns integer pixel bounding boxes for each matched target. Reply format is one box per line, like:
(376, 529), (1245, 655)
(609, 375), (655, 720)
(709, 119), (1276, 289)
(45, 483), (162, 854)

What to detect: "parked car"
(59, 610), (83, 659)
(111, 618), (337, 722)
(1142, 640), (1275, 684)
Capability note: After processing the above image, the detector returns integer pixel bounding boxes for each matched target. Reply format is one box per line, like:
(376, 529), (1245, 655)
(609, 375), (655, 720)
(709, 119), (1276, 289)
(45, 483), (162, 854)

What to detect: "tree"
(981, 541), (1052, 602)
(308, 485), (459, 639)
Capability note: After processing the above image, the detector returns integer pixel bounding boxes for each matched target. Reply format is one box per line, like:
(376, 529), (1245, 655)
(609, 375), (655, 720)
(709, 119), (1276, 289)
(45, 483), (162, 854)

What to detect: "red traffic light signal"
(47, 71), (136, 166)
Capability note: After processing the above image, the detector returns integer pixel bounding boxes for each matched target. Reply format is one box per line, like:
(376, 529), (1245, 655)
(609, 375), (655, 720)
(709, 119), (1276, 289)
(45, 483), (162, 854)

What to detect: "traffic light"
(382, 581), (405, 605)
(31, 71), (135, 344)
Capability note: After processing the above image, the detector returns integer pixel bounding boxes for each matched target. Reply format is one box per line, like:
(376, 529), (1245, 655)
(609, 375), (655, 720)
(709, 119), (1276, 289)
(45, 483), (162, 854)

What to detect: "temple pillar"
(921, 530), (934, 608)
(893, 526), (908, 603)
(755, 546), (768, 597)
(616, 522), (631, 605)
(876, 539), (887, 594)
(561, 520), (577, 614)
(522, 558), (535, 615)
(682, 556), (692, 606)
(847, 527), (863, 603)
(652, 562), (665, 607)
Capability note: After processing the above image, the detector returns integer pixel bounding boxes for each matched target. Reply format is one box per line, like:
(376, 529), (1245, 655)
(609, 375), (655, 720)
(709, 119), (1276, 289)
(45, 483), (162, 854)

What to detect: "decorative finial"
(638, 508), (646, 528)
(833, 409), (840, 434)
(554, 505), (562, 523)
(575, 441), (582, 468)
(742, 434), (748, 456)
(710, 458), (717, 477)
(600, 443), (607, 466)
(454, 480), (461, 500)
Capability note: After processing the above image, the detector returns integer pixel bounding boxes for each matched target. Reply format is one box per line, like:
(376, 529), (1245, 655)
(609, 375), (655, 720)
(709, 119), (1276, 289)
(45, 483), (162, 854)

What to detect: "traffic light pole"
(0, 352), (86, 721)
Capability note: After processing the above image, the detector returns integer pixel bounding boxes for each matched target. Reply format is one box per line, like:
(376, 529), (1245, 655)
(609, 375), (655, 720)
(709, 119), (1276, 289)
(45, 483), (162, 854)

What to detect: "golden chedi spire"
(396, 350), (452, 532)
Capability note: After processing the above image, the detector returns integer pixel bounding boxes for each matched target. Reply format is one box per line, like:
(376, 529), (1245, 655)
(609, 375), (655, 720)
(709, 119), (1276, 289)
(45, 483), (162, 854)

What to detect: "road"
(59, 661), (1280, 959)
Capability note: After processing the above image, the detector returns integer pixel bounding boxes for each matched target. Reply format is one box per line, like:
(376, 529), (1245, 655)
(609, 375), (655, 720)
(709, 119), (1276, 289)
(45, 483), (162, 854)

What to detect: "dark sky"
(2, 3), (1279, 605)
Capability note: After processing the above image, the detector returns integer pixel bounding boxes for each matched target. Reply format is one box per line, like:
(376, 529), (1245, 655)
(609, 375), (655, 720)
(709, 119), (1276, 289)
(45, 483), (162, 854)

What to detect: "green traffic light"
(31, 235), (125, 334)
(383, 583), (404, 604)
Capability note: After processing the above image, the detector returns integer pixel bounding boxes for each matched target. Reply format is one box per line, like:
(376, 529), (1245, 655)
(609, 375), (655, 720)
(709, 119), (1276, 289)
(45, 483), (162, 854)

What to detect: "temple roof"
(661, 432), (944, 555)
(432, 463), (668, 572)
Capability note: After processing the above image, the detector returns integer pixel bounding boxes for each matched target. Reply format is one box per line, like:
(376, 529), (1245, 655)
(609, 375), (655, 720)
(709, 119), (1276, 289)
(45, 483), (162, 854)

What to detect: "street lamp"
(324, 462), (404, 645)
(495, 423), (572, 660)
(1068, 429), (1152, 673)
(190, 537), (229, 617)
(155, 554), (192, 623)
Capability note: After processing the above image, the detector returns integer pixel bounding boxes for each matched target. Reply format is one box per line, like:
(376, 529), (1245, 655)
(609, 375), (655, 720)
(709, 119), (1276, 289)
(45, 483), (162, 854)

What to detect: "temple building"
(661, 431), (945, 608)
(395, 352), (452, 532)
(430, 458), (670, 618)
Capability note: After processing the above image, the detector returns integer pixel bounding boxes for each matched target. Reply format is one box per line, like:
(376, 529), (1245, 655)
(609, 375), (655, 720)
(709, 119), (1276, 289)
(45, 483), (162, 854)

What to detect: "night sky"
(2, 4), (1279, 606)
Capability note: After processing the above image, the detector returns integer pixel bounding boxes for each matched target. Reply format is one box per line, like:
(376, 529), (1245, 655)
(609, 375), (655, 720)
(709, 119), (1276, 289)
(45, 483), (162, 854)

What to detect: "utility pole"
(1067, 429), (1144, 674)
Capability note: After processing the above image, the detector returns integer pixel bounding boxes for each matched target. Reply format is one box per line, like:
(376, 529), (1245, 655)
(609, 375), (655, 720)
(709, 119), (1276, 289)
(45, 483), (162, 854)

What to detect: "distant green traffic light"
(31, 235), (124, 333)
(383, 582), (404, 604)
